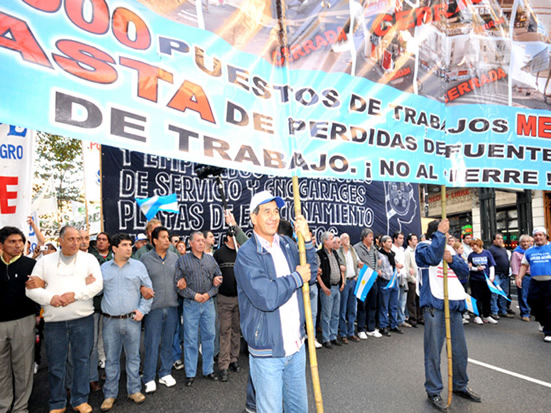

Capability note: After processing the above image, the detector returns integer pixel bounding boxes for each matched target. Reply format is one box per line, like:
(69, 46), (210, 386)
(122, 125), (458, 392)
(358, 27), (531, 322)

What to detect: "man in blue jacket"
(234, 190), (317, 413)
(416, 219), (481, 412)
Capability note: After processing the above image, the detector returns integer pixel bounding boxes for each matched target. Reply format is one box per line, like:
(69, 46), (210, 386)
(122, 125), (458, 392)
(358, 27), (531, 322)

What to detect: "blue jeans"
(102, 317), (142, 398)
(310, 284), (318, 331)
(143, 307), (178, 383)
(423, 307), (468, 396)
(249, 344), (307, 413)
(518, 276), (531, 318)
(172, 298), (184, 363)
(490, 274), (510, 315)
(89, 312), (101, 382)
(44, 314), (94, 410)
(183, 298), (216, 378)
(319, 285), (341, 342)
(397, 285), (407, 324)
(377, 278), (398, 329)
(339, 279), (357, 337)
(246, 370), (257, 412)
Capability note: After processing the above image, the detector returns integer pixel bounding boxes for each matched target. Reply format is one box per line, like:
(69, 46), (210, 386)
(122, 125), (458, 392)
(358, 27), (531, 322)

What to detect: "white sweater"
(26, 251), (103, 322)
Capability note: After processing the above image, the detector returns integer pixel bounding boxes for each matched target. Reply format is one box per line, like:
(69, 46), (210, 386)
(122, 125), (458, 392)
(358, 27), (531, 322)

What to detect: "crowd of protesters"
(1, 207), (550, 413)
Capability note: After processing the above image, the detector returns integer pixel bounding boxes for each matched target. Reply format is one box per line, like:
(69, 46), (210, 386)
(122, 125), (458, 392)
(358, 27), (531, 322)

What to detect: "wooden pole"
(441, 185), (453, 408)
(292, 176), (324, 412)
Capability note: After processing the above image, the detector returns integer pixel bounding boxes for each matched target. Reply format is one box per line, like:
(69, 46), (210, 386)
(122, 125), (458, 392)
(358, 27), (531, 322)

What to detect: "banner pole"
(441, 185), (453, 408)
(293, 176), (324, 412)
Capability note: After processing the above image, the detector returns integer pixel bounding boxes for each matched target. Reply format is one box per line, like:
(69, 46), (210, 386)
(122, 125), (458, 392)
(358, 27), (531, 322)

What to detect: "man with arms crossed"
(234, 191), (317, 413)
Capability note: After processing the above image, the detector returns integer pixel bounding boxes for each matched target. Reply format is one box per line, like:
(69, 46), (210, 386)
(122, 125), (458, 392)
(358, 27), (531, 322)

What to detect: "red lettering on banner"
(112, 8), (151, 50)
(445, 68), (506, 103)
(120, 57), (174, 102)
(0, 12), (53, 68)
(516, 115), (551, 138)
(23, 0), (61, 12)
(52, 40), (118, 83)
(0, 176), (18, 214)
(167, 80), (215, 123)
(65, 0), (109, 35)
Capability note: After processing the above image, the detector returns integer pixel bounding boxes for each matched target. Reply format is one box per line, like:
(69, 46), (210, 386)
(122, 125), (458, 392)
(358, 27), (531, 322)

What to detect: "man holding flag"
(416, 219), (480, 412)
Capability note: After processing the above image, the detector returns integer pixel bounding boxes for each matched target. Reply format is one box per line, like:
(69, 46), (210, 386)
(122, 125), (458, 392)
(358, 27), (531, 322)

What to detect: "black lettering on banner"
(54, 91), (102, 128)
(380, 159), (410, 178)
(111, 107), (147, 142)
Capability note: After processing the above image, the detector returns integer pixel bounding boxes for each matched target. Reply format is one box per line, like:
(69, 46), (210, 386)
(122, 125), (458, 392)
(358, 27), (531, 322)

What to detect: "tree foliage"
(34, 132), (83, 209)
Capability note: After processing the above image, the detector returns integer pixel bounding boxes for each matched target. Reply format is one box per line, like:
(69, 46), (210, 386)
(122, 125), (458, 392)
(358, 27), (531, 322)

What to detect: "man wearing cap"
(134, 234), (148, 254)
(234, 190), (317, 413)
(516, 227), (551, 342)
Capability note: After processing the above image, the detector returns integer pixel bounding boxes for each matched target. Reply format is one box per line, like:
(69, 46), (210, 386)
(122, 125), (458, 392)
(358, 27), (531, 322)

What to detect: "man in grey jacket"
(353, 228), (382, 339)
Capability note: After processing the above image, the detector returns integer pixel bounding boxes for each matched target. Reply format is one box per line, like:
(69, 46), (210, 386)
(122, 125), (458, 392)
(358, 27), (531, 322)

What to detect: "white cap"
(136, 233), (148, 241)
(533, 227), (547, 236)
(45, 241), (57, 250)
(249, 190), (285, 214)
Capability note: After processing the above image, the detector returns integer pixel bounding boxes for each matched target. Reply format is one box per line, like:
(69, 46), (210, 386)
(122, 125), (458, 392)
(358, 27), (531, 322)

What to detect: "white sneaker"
(314, 340), (322, 349)
(358, 331), (368, 340)
(173, 360), (184, 370)
(144, 380), (156, 393)
(366, 330), (382, 338)
(544, 335), (551, 343)
(463, 313), (470, 320)
(483, 316), (498, 324)
(473, 316), (483, 325)
(34, 362), (39, 374)
(98, 359), (106, 369)
(462, 318), (469, 324)
(159, 375), (176, 387)
(539, 324), (544, 333)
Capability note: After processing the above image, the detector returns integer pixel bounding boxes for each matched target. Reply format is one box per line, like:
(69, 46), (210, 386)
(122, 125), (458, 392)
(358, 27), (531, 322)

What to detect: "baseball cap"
(533, 227), (547, 236)
(249, 190), (285, 214)
(136, 233), (148, 241)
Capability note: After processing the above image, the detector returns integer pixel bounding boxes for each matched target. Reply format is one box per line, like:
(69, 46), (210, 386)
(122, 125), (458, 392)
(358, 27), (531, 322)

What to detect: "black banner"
(102, 145), (421, 245)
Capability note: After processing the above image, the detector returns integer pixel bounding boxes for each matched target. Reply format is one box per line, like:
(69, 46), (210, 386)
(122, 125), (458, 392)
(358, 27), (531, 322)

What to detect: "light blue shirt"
(101, 258), (153, 316)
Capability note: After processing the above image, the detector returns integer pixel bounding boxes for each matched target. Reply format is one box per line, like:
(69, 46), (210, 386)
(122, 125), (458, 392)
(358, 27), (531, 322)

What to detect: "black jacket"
(317, 248), (343, 288)
(0, 255), (38, 322)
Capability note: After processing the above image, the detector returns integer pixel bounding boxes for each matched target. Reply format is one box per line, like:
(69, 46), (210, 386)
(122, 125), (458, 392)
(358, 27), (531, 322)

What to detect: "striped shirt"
(176, 251), (221, 300)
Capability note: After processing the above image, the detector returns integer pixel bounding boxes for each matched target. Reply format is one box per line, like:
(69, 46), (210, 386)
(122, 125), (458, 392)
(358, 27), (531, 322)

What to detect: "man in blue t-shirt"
(516, 227), (551, 343)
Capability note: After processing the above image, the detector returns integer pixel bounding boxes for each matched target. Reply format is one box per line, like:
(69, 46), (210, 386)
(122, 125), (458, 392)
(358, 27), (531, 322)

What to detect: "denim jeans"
(102, 317), (142, 398)
(183, 298), (216, 378)
(89, 312), (101, 382)
(249, 344), (307, 413)
(518, 276), (531, 318)
(423, 307), (468, 396)
(44, 314), (94, 410)
(172, 298), (184, 363)
(377, 278), (398, 329)
(490, 274), (510, 315)
(143, 307), (178, 383)
(319, 285), (341, 342)
(245, 370), (257, 412)
(357, 280), (378, 332)
(396, 285), (408, 324)
(339, 279), (357, 337)
(309, 283), (318, 331)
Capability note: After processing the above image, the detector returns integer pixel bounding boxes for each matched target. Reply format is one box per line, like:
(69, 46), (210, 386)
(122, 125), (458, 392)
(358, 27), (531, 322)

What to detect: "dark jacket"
(0, 255), (38, 322)
(234, 234), (317, 358)
(317, 248), (344, 288)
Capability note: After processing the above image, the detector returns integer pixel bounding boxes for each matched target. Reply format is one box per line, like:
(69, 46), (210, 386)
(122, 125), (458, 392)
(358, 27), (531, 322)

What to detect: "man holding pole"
(416, 219), (480, 412)
(234, 190), (317, 413)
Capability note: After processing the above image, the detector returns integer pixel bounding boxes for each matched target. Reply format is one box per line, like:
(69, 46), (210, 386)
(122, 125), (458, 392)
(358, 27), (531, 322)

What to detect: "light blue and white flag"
(485, 275), (511, 302)
(383, 269), (398, 290)
(136, 194), (179, 220)
(354, 266), (378, 302)
(464, 294), (479, 316)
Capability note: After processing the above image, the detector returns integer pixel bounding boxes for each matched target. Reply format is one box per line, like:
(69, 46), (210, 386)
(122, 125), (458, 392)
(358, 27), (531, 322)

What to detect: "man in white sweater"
(26, 226), (102, 413)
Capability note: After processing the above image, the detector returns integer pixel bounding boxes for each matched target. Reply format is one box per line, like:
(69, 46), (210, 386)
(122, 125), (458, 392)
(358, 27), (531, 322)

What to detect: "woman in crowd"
(468, 239), (497, 325)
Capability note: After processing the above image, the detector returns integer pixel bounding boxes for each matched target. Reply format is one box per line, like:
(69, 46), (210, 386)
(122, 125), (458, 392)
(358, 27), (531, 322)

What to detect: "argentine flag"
(136, 194), (179, 220)
(464, 294), (479, 316)
(354, 266), (377, 302)
(383, 269), (398, 290)
(485, 275), (511, 302)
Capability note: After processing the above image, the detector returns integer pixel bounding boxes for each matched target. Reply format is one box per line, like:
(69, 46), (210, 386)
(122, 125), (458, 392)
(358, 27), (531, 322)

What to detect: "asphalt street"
(28, 302), (550, 412)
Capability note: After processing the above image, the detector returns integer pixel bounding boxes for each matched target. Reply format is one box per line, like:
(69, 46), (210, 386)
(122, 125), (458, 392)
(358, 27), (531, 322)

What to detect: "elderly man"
(354, 228), (382, 339)
(176, 231), (222, 387)
(416, 219), (479, 411)
(511, 234), (532, 321)
(0, 227), (37, 413)
(317, 231), (344, 348)
(517, 227), (551, 343)
(26, 226), (103, 413)
(337, 233), (360, 343)
(100, 233), (153, 411)
(234, 190), (317, 413)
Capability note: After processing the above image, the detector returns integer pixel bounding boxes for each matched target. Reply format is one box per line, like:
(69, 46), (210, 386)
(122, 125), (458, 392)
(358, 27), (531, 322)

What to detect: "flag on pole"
(464, 294), (479, 316)
(354, 266), (378, 302)
(383, 269), (398, 289)
(485, 275), (511, 301)
(136, 194), (179, 220)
